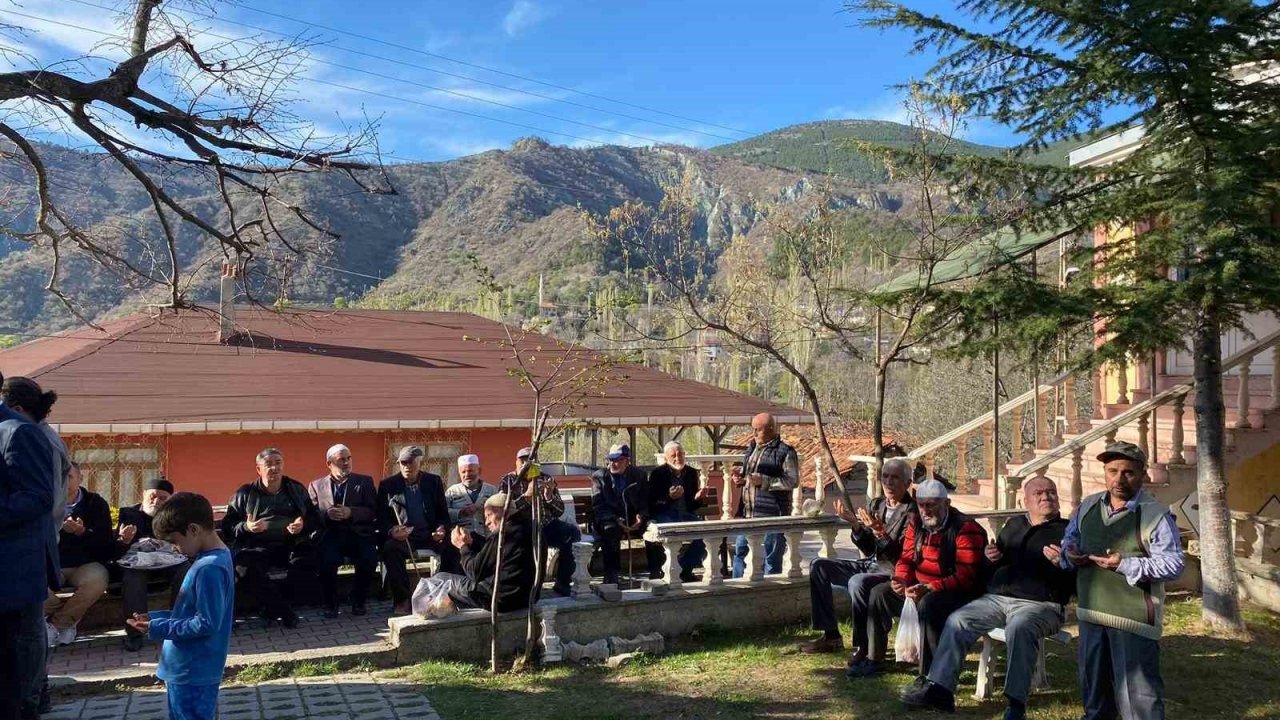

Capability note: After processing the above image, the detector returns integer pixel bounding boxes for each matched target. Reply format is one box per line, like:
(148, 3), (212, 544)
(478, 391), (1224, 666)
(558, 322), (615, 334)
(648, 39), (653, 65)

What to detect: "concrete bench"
(974, 626), (1073, 700)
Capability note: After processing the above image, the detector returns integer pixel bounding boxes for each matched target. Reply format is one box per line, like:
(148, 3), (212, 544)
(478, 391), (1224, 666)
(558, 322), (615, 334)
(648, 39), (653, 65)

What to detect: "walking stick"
(389, 496), (424, 583)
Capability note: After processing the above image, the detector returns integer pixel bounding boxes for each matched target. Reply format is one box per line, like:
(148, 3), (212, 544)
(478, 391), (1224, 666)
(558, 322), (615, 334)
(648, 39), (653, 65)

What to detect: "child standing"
(127, 492), (234, 720)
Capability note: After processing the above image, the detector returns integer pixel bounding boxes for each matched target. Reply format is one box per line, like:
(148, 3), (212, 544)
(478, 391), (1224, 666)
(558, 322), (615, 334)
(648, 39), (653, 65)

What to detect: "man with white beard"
(117, 477), (186, 652)
(646, 441), (709, 582)
(445, 455), (499, 535)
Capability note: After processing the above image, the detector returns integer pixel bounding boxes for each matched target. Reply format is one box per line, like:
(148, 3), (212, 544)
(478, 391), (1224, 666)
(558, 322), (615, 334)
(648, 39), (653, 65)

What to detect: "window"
(385, 431), (472, 484)
(66, 436), (165, 508)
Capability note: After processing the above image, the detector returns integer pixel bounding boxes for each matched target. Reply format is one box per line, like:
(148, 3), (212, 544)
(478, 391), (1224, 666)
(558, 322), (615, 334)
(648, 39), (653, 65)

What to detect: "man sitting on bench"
(222, 448), (320, 629)
(901, 475), (1073, 719)
(44, 462), (113, 647)
(379, 446), (461, 615)
(117, 477), (188, 651)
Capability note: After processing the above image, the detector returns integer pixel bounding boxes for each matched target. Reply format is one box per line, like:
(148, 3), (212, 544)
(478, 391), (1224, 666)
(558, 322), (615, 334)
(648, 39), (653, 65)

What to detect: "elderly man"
(591, 444), (655, 585)
(903, 475), (1074, 718)
(0, 372), (56, 720)
(44, 462), (113, 647)
(222, 448), (319, 629)
(116, 477), (190, 652)
(731, 413), (800, 577)
(446, 455), (499, 535)
(854, 478), (987, 680)
(1059, 441), (1183, 720)
(378, 446), (460, 615)
(440, 493), (538, 612)
(308, 444), (378, 618)
(646, 441), (709, 582)
(799, 458), (916, 663)
(499, 447), (581, 596)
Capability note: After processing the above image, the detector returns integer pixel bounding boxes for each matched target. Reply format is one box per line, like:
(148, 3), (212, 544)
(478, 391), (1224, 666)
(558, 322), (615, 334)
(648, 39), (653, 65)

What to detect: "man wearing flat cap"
(308, 444), (378, 619)
(116, 476), (189, 651)
(499, 447), (581, 596)
(378, 445), (460, 615)
(590, 443), (656, 584)
(854, 478), (988, 680)
(1057, 441), (1183, 720)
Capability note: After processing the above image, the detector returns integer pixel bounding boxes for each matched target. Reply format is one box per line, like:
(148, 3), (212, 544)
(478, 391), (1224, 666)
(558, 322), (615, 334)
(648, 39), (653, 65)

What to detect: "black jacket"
(114, 504), (157, 560)
(460, 517), (536, 613)
(377, 472), (451, 545)
(498, 471), (566, 527)
(850, 497), (916, 564)
(987, 514), (1075, 605)
(647, 464), (703, 519)
(221, 477), (320, 550)
(590, 465), (649, 529)
(59, 488), (114, 568)
(308, 473), (378, 538)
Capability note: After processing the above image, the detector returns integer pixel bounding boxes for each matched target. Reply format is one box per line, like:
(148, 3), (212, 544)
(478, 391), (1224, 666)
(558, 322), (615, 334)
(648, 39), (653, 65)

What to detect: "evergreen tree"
(852, 0), (1280, 631)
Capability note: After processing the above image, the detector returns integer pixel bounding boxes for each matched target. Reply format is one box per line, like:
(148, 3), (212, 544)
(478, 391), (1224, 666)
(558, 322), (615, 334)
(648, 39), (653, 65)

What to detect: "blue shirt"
(1059, 491), (1185, 586)
(403, 483), (428, 529)
(149, 547), (235, 685)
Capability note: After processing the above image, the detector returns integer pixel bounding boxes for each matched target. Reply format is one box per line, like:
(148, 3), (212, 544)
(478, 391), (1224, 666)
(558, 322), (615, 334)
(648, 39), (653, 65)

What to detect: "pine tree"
(851, 0), (1280, 631)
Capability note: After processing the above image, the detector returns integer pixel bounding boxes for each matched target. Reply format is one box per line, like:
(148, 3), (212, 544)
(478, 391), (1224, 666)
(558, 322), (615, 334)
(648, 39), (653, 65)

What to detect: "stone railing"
(1008, 327), (1280, 507)
(849, 369), (1083, 505)
(1231, 510), (1280, 571)
(637, 508), (1026, 593)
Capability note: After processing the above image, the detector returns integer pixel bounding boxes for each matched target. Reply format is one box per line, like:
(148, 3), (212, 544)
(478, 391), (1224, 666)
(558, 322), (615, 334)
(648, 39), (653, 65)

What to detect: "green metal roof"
(873, 225), (1079, 295)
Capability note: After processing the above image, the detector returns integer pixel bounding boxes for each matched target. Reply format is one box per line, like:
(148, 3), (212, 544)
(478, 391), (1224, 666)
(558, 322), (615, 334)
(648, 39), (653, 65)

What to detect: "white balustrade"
(570, 541), (595, 599)
(1169, 394), (1187, 464)
(784, 532), (804, 579)
(745, 534), (766, 581)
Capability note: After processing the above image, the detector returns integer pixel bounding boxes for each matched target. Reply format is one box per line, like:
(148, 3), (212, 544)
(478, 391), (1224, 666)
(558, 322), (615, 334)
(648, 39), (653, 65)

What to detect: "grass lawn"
(395, 595), (1280, 720)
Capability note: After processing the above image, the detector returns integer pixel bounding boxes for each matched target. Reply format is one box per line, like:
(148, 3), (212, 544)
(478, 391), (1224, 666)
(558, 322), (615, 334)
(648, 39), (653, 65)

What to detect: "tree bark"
(1191, 314), (1245, 632)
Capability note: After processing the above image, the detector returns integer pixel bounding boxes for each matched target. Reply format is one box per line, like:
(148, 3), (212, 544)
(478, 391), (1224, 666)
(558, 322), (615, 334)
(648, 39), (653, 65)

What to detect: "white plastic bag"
(410, 576), (458, 619)
(894, 599), (922, 664)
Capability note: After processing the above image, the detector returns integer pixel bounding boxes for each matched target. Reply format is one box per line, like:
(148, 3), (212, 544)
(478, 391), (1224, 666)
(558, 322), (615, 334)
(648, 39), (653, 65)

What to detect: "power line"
(62, 0), (746, 144)
(2, 10), (676, 148)
(215, 0), (752, 137)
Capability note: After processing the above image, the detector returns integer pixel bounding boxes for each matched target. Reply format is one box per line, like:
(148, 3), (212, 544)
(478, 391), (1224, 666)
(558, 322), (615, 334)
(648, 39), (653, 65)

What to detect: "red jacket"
(894, 512), (987, 593)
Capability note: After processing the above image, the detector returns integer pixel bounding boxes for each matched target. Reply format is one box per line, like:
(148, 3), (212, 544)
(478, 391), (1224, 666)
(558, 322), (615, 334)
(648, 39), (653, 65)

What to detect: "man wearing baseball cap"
(377, 446), (460, 615)
(590, 443), (656, 584)
(1057, 441), (1184, 720)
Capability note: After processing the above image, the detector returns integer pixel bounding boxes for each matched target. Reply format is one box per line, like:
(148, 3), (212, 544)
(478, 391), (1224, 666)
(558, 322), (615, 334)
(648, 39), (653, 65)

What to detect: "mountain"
(0, 135), (895, 336)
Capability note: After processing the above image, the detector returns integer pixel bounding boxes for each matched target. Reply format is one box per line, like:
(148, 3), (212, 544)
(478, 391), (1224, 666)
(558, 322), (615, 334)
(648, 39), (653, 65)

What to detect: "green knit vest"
(1075, 495), (1166, 640)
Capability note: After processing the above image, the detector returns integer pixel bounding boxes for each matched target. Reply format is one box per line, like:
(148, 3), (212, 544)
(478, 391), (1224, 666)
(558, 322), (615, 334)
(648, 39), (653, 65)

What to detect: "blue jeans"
(652, 510), (707, 574)
(542, 519), (582, 590)
(167, 683), (220, 720)
(731, 532), (786, 577)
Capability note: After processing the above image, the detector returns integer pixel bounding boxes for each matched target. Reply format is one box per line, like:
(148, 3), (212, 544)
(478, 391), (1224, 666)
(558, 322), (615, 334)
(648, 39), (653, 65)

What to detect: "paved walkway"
(48, 602), (397, 685)
(42, 673), (442, 720)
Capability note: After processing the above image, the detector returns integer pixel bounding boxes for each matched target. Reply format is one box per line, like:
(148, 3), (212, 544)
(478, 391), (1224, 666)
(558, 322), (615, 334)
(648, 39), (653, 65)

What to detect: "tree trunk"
(1191, 315), (1245, 632)
(870, 363), (888, 500)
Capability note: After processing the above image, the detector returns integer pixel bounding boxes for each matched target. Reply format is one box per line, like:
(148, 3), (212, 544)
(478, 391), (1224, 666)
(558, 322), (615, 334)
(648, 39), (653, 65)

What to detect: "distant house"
(0, 307), (807, 508)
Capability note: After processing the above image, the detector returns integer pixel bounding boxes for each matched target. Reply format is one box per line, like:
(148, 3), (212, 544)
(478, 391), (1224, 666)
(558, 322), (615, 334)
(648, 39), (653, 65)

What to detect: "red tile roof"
(0, 307), (810, 432)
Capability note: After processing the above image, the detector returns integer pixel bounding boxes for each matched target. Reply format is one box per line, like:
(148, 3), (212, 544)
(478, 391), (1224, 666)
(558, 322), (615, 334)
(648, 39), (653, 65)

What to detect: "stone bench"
(974, 626), (1073, 700)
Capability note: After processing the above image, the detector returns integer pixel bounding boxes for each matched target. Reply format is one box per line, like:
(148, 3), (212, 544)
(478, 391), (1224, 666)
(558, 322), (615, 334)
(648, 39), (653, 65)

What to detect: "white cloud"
(823, 91), (912, 126)
(502, 1), (548, 38)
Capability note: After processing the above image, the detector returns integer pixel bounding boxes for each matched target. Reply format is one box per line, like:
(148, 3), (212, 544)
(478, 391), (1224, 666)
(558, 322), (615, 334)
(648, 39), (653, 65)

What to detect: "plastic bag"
(894, 599), (921, 664)
(410, 576), (458, 619)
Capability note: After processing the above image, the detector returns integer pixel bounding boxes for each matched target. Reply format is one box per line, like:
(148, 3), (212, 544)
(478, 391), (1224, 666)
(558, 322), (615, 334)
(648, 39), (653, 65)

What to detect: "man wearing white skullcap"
(445, 454), (498, 535)
(850, 475), (989, 682)
(308, 443), (378, 618)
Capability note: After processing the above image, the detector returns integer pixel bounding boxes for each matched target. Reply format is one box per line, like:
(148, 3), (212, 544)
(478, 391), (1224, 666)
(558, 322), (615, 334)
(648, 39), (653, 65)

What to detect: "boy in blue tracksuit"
(127, 492), (234, 720)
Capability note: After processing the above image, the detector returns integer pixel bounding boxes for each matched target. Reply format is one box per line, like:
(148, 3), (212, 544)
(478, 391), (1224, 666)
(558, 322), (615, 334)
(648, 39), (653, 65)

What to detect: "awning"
(873, 224), (1080, 295)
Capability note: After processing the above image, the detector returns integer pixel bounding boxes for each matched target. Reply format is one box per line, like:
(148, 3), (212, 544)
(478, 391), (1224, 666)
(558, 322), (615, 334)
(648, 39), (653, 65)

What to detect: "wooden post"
(1170, 394), (1187, 464)
(1237, 356), (1253, 429)
(991, 321), (1001, 509)
(562, 429), (571, 463)
(590, 429), (599, 466)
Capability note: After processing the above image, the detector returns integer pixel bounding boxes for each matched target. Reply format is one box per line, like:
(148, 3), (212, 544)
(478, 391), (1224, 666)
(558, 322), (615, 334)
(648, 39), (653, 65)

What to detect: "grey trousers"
(926, 594), (1064, 704)
(1079, 621), (1165, 720)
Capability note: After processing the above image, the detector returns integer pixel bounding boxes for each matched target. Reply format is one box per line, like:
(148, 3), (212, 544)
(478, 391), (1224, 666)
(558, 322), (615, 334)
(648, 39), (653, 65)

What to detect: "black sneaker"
(281, 612), (299, 629)
(123, 634), (147, 652)
(901, 680), (955, 712)
(845, 659), (885, 678)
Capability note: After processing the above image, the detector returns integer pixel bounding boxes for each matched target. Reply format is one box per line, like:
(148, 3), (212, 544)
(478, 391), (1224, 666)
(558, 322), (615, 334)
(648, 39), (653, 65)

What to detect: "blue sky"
(0, 0), (1020, 162)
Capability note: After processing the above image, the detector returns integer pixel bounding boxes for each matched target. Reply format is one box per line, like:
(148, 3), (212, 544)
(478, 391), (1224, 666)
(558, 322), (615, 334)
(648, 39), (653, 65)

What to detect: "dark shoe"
(604, 573), (620, 585)
(845, 659), (885, 678)
(846, 649), (868, 667)
(679, 569), (698, 582)
(392, 601), (411, 615)
(351, 602), (368, 616)
(1001, 698), (1027, 720)
(901, 680), (955, 713)
(281, 612), (299, 629)
(649, 570), (664, 580)
(123, 634), (147, 652)
(323, 605), (340, 619)
(798, 634), (845, 654)
(552, 583), (572, 597)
